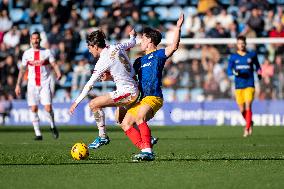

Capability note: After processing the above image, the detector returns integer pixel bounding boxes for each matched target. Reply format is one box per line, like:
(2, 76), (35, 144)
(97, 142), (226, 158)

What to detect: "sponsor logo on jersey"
(141, 62), (151, 68)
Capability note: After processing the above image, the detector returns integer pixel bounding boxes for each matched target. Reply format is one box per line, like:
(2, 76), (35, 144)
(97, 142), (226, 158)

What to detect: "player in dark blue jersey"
(227, 36), (262, 137)
(116, 14), (184, 161)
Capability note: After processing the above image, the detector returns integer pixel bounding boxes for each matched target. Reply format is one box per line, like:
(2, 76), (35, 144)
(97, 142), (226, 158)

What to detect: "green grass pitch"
(0, 126), (284, 189)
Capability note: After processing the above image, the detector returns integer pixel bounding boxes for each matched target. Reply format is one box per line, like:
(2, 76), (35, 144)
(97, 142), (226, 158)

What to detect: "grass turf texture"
(0, 126), (284, 189)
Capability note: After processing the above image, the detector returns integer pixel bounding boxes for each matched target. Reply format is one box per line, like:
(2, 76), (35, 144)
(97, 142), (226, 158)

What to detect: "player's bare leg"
(30, 105), (42, 140)
(44, 104), (59, 139)
(87, 95), (115, 149)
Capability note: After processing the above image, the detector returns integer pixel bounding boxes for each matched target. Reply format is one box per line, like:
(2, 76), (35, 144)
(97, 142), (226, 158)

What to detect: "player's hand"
(69, 102), (78, 115)
(15, 85), (21, 97)
(56, 73), (62, 81)
(257, 74), (262, 81)
(232, 69), (240, 76)
(176, 13), (184, 28)
(129, 28), (136, 37)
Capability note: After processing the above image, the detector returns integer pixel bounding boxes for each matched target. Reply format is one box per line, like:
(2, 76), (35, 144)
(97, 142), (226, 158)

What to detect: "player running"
(116, 13), (184, 161)
(69, 29), (139, 148)
(227, 35), (262, 137)
(15, 31), (61, 140)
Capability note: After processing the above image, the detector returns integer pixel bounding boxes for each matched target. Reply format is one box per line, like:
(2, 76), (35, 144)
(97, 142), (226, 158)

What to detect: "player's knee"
(136, 114), (146, 124)
(31, 106), (38, 112)
(89, 102), (97, 112)
(44, 106), (52, 113)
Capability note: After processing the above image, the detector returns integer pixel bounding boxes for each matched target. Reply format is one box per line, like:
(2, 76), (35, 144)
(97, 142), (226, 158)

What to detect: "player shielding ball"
(115, 13), (184, 161)
(69, 29), (139, 149)
(15, 31), (61, 140)
(227, 36), (262, 137)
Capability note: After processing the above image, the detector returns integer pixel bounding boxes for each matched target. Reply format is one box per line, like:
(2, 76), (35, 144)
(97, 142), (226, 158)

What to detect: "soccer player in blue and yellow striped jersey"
(227, 36), (262, 137)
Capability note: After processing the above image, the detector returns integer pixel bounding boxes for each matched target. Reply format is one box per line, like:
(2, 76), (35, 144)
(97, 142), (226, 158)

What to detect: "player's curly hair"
(142, 27), (162, 46)
(87, 30), (106, 48)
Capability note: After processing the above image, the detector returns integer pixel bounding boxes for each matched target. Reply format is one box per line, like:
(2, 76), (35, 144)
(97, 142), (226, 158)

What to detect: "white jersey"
(75, 35), (138, 104)
(22, 47), (55, 86)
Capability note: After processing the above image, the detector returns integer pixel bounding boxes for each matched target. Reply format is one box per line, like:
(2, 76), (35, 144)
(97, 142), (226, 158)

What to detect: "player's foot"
(248, 121), (254, 136)
(151, 136), (159, 146)
(88, 136), (110, 149)
(50, 127), (59, 139)
(34, 135), (43, 140)
(243, 128), (249, 138)
(132, 152), (155, 162)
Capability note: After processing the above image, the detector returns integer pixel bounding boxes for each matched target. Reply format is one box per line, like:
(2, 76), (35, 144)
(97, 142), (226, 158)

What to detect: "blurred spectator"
(246, 7), (264, 37)
(3, 25), (20, 48)
(71, 58), (91, 91)
(203, 9), (217, 32)
(184, 13), (201, 37)
(261, 59), (274, 79)
(0, 93), (12, 126)
(197, 0), (217, 14)
(147, 10), (161, 29)
(216, 9), (233, 30)
(0, 10), (12, 32)
(273, 55), (284, 98)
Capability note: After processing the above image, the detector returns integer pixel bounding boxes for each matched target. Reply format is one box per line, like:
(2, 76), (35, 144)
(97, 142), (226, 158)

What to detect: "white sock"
(94, 109), (106, 137)
(45, 110), (55, 129)
(141, 148), (152, 153)
(30, 111), (41, 136)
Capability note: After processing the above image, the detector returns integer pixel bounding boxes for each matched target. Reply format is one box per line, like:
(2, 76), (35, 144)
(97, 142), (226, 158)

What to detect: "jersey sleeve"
(74, 59), (109, 104)
(117, 35), (136, 50)
(48, 49), (55, 63)
(133, 58), (141, 74)
(252, 52), (261, 73)
(21, 51), (28, 67)
(227, 55), (234, 76)
(156, 49), (167, 59)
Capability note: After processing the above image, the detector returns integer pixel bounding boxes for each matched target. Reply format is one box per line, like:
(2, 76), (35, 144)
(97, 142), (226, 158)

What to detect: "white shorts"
(109, 87), (139, 106)
(27, 82), (52, 106)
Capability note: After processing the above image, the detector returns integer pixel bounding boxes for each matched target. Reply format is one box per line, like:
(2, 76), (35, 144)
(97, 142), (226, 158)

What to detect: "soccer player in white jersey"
(69, 29), (139, 149)
(15, 31), (62, 140)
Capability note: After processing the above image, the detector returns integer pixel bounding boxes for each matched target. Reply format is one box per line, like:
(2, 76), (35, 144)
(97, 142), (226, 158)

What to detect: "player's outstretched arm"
(119, 28), (137, 50)
(15, 65), (26, 97)
(165, 13), (184, 57)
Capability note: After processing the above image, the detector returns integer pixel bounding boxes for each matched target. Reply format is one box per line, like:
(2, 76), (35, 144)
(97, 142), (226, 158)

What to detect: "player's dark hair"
(87, 30), (106, 48)
(31, 31), (41, 38)
(142, 27), (162, 46)
(237, 35), (246, 43)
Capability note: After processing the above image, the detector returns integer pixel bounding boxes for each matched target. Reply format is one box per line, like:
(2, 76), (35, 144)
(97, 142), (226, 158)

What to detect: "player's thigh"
(136, 104), (154, 123)
(27, 84), (40, 106)
(40, 85), (52, 106)
(235, 89), (245, 105)
(89, 94), (115, 110)
(244, 87), (255, 109)
(109, 89), (139, 106)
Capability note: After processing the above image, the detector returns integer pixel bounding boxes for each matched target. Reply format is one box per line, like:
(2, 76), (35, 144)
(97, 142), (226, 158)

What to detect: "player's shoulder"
(247, 50), (257, 57)
(229, 52), (238, 59)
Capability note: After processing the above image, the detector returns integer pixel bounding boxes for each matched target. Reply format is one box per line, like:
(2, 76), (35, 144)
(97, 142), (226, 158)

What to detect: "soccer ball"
(71, 143), (89, 160)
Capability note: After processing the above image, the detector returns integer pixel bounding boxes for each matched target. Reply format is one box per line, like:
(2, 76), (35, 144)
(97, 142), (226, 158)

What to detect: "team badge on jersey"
(148, 54), (153, 59)
(247, 58), (252, 63)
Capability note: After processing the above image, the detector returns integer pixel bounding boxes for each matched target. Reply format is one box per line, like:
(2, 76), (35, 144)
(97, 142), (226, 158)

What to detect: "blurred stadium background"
(1, 0), (284, 126)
